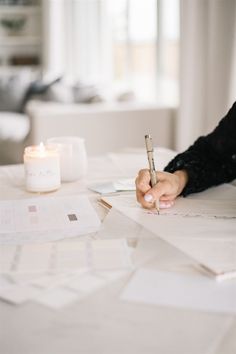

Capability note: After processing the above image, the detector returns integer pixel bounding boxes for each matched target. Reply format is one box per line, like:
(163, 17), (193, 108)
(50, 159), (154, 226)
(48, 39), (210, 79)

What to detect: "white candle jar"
(24, 144), (61, 192)
(47, 137), (88, 182)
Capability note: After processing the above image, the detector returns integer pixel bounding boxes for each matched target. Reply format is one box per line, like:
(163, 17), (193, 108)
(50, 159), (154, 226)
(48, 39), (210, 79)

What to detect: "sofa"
(0, 111), (30, 164)
(0, 70), (33, 165)
(0, 71), (177, 163)
(26, 100), (176, 156)
(0, 71), (60, 165)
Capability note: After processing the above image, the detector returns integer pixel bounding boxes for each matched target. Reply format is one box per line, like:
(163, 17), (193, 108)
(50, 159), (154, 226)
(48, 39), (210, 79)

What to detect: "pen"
(145, 134), (160, 214)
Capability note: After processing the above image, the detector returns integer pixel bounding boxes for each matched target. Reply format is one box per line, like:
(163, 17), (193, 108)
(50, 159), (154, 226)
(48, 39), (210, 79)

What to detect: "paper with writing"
(101, 184), (236, 277)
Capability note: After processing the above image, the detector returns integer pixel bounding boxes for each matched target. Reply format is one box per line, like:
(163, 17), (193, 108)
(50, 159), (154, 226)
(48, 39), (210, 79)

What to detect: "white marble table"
(0, 151), (235, 354)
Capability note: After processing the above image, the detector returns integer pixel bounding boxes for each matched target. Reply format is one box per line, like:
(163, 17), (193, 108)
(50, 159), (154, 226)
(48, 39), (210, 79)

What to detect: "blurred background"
(0, 0), (235, 164)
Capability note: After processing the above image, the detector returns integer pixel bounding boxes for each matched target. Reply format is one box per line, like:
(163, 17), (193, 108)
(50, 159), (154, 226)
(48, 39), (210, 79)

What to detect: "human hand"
(135, 169), (188, 209)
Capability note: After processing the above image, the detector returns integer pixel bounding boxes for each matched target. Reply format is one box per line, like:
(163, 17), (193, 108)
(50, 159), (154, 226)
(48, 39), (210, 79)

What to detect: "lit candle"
(24, 143), (61, 192)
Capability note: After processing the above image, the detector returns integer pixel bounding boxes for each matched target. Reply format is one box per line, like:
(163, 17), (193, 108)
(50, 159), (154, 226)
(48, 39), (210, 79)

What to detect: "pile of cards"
(0, 239), (133, 309)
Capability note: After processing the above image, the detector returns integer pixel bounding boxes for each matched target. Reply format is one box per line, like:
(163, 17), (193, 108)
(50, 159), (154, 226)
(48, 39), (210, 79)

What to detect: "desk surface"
(0, 150), (235, 354)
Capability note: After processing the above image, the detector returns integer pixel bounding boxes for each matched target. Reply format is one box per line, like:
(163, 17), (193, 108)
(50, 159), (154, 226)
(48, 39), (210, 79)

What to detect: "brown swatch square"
(68, 214), (78, 222)
(28, 205), (37, 213)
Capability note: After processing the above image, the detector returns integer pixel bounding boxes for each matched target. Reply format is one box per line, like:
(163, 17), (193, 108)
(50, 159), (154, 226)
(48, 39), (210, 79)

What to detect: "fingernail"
(160, 201), (174, 209)
(144, 194), (153, 202)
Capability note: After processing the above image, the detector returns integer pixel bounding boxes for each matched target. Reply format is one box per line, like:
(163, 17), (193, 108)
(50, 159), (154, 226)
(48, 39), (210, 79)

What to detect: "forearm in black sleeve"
(164, 102), (236, 196)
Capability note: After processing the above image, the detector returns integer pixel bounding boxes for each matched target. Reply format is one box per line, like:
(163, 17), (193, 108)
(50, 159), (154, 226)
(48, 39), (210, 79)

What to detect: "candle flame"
(39, 142), (45, 151)
(38, 142), (46, 156)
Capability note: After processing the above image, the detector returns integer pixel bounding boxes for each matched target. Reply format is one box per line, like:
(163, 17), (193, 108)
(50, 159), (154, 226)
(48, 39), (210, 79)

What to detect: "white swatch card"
(35, 288), (79, 309)
(121, 268), (236, 315)
(0, 284), (41, 305)
(88, 178), (135, 194)
(0, 239), (133, 274)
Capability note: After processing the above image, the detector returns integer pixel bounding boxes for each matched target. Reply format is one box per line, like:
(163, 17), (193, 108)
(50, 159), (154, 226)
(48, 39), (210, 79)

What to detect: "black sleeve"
(164, 101), (236, 196)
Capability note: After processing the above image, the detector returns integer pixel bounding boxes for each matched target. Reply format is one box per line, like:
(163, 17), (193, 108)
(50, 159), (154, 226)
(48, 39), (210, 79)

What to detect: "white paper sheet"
(101, 185), (236, 277)
(0, 195), (100, 243)
(35, 288), (79, 309)
(0, 237), (132, 308)
(66, 273), (107, 292)
(88, 178), (135, 194)
(34, 269), (130, 309)
(0, 267), (130, 308)
(0, 275), (13, 289)
(0, 239), (133, 274)
(187, 183), (236, 200)
(168, 238), (236, 276)
(160, 198), (236, 219)
(1, 269), (130, 309)
(96, 207), (142, 241)
(65, 270), (128, 294)
(121, 268), (236, 315)
(30, 273), (80, 289)
(88, 182), (117, 194)
(103, 191), (236, 219)
(0, 284), (41, 304)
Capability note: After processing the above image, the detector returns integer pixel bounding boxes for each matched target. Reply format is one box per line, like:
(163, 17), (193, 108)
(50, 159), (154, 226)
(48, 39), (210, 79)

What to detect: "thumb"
(144, 182), (167, 203)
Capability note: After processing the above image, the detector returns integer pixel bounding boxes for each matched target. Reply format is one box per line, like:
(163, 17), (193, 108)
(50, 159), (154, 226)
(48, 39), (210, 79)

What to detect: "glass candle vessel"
(47, 136), (88, 182)
(24, 143), (61, 192)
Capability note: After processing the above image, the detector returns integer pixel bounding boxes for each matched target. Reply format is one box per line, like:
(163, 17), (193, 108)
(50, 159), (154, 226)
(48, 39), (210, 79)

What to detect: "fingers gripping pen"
(145, 134), (160, 214)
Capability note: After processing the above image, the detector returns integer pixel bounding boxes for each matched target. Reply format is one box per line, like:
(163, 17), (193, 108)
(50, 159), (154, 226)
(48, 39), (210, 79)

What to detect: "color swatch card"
(0, 195), (100, 236)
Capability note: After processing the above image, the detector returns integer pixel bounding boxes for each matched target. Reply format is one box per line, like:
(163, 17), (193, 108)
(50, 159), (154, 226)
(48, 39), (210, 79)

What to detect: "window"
(62, 0), (180, 102)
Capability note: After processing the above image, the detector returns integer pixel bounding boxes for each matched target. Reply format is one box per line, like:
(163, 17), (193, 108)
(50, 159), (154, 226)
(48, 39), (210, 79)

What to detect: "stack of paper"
(101, 184), (236, 279)
(92, 205), (236, 316)
(0, 239), (132, 309)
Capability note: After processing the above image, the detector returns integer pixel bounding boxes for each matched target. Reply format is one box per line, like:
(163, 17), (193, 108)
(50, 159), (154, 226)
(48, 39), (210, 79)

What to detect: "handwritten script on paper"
(158, 198), (236, 219)
(101, 187), (236, 277)
(102, 194), (236, 219)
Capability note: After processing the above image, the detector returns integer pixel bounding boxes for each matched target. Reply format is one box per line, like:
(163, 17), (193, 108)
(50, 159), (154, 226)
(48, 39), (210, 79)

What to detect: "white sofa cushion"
(0, 112), (30, 142)
(0, 70), (32, 112)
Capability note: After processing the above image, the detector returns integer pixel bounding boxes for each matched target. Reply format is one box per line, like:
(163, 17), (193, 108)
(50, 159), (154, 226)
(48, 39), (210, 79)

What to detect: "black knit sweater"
(164, 101), (236, 196)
